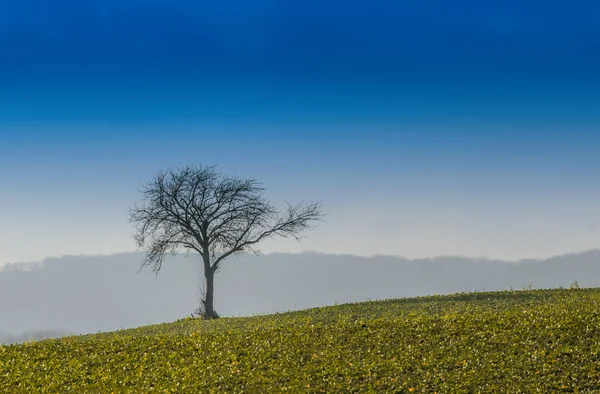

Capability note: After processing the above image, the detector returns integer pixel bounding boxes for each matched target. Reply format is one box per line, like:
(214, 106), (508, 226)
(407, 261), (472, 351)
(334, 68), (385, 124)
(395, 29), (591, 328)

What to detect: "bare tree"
(128, 164), (324, 319)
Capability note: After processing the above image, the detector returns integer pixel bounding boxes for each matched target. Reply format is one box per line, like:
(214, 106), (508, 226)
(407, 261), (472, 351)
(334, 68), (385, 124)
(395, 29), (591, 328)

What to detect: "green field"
(2, 287), (600, 393)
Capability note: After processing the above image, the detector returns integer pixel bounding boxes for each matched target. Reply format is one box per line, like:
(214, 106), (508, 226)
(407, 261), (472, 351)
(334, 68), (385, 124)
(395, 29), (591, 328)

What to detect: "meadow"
(2, 287), (600, 393)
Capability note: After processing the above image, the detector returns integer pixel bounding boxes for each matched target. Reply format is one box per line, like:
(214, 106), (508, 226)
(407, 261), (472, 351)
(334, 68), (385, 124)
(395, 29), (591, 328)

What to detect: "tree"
(128, 164), (324, 319)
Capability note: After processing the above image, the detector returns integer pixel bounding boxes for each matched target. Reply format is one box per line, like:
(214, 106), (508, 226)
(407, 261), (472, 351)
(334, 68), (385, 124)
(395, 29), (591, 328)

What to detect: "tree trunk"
(202, 256), (219, 319)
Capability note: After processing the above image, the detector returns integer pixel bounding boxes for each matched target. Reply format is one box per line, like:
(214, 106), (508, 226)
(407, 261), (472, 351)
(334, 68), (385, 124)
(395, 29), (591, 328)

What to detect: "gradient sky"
(1, 0), (599, 265)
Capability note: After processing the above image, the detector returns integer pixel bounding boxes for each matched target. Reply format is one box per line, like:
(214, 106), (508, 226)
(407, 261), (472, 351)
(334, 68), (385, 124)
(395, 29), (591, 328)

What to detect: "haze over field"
(2, 250), (600, 343)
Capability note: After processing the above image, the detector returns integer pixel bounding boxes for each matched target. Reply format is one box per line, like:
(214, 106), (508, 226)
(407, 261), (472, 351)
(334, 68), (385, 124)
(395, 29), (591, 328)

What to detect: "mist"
(2, 250), (599, 343)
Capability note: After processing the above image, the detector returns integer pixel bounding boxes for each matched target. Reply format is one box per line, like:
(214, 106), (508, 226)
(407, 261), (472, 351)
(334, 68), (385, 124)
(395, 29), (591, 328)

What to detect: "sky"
(1, 0), (599, 264)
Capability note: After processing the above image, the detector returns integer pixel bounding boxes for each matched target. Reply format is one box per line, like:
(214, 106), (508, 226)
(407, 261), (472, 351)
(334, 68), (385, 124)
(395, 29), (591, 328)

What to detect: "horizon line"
(3, 248), (600, 270)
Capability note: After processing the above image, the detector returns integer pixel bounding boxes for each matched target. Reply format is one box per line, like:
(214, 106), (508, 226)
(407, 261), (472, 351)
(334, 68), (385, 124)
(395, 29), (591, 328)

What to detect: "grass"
(2, 287), (600, 393)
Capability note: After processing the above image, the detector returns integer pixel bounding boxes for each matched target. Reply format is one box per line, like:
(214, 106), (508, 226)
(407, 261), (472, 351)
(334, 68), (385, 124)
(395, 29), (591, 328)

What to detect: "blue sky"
(1, 0), (599, 264)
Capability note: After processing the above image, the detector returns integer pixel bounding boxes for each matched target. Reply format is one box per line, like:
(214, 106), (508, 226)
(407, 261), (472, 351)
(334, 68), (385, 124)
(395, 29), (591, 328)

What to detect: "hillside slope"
(2, 287), (600, 392)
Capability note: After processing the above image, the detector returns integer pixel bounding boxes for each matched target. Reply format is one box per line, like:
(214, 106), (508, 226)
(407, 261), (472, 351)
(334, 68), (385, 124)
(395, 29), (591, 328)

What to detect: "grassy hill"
(2, 287), (600, 393)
